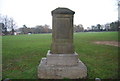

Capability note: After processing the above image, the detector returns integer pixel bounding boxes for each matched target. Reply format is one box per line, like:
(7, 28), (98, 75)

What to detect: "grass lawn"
(2, 32), (119, 79)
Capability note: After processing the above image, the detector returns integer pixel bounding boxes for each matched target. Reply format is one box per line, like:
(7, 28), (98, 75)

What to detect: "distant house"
(28, 32), (32, 35)
(14, 32), (21, 35)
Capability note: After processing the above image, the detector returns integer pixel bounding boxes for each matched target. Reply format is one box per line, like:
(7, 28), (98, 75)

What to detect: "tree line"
(74, 24), (84, 32)
(88, 21), (119, 32)
(17, 24), (84, 34)
(0, 14), (52, 35)
(18, 24), (52, 34)
(0, 14), (119, 35)
(73, 21), (119, 32)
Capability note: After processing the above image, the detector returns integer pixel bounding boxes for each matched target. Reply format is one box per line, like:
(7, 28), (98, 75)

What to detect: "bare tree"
(0, 14), (17, 35)
(0, 15), (9, 35)
(74, 24), (84, 32)
(97, 24), (101, 31)
(91, 25), (95, 31)
(9, 18), (17, 35)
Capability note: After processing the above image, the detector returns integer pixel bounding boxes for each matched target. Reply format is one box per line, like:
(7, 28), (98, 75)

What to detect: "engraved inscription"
(55, 18), (70, 39)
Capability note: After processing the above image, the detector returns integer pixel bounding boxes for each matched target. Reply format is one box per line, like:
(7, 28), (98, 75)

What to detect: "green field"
(2, 32), (119, 79)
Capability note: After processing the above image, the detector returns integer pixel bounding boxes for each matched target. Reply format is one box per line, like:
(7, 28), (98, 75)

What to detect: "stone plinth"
(38, 50), (87, 79)
(38, 7), (87, 79)
(46, 50), (78, 66)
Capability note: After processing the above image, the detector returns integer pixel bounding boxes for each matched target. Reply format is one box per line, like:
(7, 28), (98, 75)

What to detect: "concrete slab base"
(38, 50), (87, 79)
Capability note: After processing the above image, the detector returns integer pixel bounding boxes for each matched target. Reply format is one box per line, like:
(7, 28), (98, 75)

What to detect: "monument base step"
(38, 51), (87, 79)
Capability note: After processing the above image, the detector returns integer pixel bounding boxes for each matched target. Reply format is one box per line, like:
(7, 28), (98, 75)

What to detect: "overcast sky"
(0, 0), (118, 29)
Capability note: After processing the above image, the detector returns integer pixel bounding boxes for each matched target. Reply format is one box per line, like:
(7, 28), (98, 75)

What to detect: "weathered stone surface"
(47, 50), (79, 66)
(38, 51), (87, 79)
(51, 8), (75, 54)
(38, 7), (87, 79)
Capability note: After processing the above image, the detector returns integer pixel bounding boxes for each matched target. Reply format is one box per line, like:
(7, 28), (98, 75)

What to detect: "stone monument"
(38, 7), (87, 79)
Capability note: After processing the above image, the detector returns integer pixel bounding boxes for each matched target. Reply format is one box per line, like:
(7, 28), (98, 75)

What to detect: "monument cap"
(52, 7), (75, 15)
